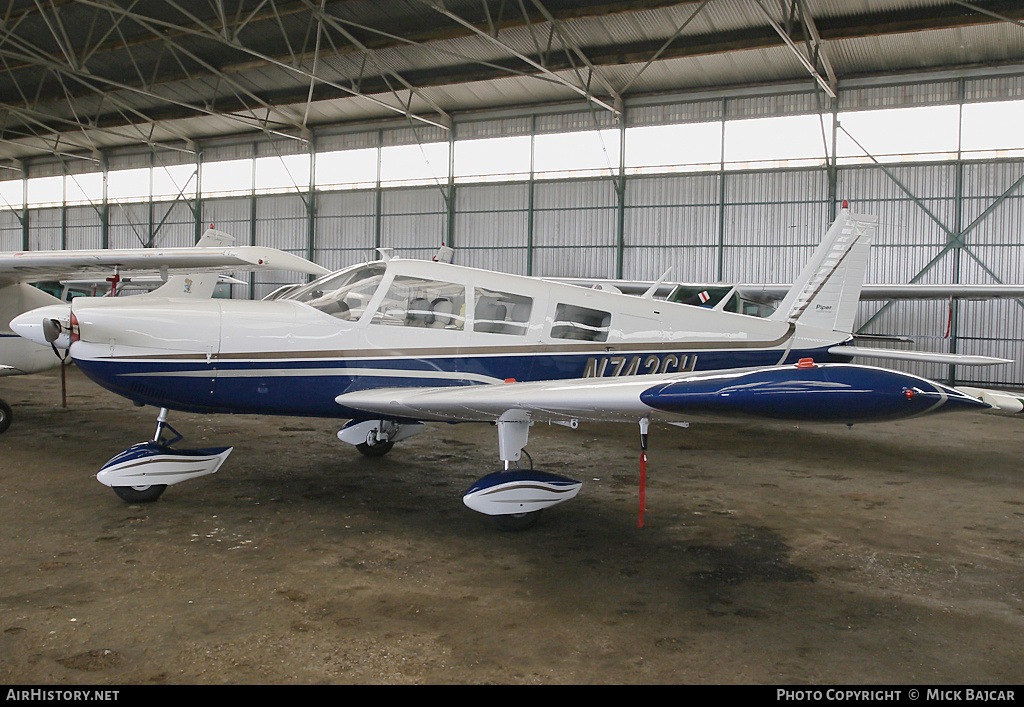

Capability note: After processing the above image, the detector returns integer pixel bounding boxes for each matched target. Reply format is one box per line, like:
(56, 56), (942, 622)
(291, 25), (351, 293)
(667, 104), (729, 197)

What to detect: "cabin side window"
(473, 288), (532, 335)
(550, 303), (611, 342)
(371, 276), (467, 330)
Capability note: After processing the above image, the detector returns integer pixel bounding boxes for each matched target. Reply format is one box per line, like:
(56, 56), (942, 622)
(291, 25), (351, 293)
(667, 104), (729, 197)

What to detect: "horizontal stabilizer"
(829, 345), (1013, 367)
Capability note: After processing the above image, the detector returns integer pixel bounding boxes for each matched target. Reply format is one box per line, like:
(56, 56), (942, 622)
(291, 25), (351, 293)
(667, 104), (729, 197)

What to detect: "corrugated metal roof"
(0, 0), (1022, 162)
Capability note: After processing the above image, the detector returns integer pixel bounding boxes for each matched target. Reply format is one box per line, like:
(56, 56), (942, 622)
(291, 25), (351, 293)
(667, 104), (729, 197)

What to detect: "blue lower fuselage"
(74, 344), (845, 419)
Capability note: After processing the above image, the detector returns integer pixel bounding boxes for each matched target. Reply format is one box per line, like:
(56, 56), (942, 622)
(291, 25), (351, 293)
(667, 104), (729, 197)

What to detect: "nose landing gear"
(97, 408), (233, 503)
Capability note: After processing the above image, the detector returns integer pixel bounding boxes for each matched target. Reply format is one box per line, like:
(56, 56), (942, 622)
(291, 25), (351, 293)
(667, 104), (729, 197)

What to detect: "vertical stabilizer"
(149, 228), (235, 298)
(769, 206), (876, 333)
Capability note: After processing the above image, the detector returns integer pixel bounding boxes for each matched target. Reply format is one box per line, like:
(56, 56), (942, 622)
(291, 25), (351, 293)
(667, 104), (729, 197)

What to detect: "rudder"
(769, 205), (876, 334)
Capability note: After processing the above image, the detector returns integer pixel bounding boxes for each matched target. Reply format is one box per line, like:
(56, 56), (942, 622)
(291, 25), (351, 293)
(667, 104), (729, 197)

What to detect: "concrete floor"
(0, 366), (1022, 684)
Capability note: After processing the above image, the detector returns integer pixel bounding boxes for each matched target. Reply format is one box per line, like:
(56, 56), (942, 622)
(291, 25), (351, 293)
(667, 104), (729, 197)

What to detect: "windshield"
(283, 262), (387, 320)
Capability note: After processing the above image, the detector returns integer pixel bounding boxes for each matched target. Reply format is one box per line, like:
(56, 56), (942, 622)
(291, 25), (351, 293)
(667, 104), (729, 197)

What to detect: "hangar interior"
(1, 0), (1023, 388)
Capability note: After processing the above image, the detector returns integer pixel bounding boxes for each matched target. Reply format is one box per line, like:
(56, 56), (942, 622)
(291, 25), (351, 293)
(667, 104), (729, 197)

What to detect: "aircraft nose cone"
(9, 304), (72, 348)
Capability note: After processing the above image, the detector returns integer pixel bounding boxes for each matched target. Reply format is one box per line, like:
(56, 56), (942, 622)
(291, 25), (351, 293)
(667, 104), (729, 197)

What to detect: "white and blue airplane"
(11, 204), (1024, 529)
(0, 229), (329, 434)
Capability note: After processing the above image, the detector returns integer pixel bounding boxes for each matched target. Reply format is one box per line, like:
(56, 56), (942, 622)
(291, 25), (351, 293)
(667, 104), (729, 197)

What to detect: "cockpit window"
(284, 263), (387, 320)
(371, 276), (467, 330)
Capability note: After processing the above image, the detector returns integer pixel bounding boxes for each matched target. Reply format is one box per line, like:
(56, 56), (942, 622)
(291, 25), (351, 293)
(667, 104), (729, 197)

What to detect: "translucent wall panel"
(625, 122), (722, 174)
(315, 148), (378, 190)
(0, 179), (23, 211)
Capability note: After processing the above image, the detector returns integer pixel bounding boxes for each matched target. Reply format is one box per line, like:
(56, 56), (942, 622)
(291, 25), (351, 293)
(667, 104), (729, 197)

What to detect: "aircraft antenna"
(642, 267), (674, 299)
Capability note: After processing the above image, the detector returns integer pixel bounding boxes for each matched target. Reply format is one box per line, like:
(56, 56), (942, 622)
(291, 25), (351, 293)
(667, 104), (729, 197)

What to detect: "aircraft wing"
(336, 362), (1007, 428)
(0, 245), (328, 288)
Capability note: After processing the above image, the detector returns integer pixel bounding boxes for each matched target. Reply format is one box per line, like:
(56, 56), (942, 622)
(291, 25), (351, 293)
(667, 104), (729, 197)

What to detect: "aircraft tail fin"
(769, 205), (876, 333)
(149, 228), (235, 298)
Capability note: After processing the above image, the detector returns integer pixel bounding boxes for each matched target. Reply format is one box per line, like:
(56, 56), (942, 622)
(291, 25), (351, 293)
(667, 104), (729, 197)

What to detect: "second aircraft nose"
(9, 304), (73, 349)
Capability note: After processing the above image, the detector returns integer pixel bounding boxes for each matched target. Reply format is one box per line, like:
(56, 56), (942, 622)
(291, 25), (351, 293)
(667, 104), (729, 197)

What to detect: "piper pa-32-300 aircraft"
(11, 203), (1024, 529)
(0, 229), (329, 434)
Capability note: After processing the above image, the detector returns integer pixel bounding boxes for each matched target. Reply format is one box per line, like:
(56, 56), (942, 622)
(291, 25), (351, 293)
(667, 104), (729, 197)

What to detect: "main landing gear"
(337, 419), (425, 456)
(338, 414), (583, 531)
(461, 411), (582, 531)
(96, 408), (233, 503)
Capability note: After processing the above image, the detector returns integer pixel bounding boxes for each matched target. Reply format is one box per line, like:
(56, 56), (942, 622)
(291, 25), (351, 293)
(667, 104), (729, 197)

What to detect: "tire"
(355, 440), (395, 457)
(112, 484), (167, 503)
(0, 399), (11, 435)
(493, 510), (542, 532)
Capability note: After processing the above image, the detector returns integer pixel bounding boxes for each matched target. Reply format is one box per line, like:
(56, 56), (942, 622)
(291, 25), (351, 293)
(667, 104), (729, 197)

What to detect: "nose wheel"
(111, 484), (167, 504)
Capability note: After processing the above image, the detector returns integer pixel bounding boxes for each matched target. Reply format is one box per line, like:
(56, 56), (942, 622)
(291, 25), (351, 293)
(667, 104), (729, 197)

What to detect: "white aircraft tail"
(149, 228), (235, 298)
(769, 205), (876, 334)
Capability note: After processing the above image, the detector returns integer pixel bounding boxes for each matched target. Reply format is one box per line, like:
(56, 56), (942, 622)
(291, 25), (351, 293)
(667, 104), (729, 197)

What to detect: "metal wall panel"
(622, 174), (720, 281)
(106, 203), (150, 249)
(453, 183), (530, 274)
(627, 99), (723, 127)
(314, 190), (377, 270)
(0, 211), (22, 250)
(202, 196), (252, 235)
(719, 169), (829, 283)
(252, 193), (311, 299)
(150, 200), (197, 248)
(28, 208), (61, 251)
(956, 299), (1024, 387)
(317, 129), (379, 152)
(65, 206), (102, 251)
(837, 164), (957, 282)
(839, 79), (961, 111)
(455, 116), (532, 140)
(726, 91), (822, 119)
(534, 110), (618, 134)
(200, 197), (254, 298)
(379, 186), (446, 261)
(963, 74), (1024, 103)
(532, 179), (617, 277)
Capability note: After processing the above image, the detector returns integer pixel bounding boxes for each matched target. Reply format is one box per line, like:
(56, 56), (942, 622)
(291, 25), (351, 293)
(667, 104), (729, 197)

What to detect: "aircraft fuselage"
(58, 258), (851, 419)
